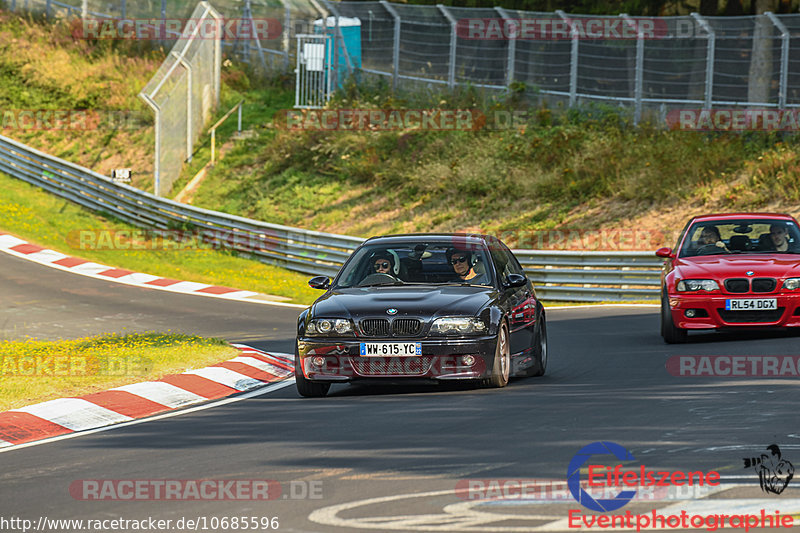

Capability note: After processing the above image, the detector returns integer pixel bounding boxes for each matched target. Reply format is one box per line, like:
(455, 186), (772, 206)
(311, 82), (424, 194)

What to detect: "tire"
(661, 291), (687, 344)
(486, 322), (510, 388)
(525, 309), (548, 377)
(294, 348), (331, 398)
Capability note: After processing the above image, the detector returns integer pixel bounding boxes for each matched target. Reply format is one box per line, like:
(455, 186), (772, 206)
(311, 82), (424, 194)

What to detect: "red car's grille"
(752, 278), (777, 293)
(717, 308), (785, 323)
(724, 279), (749, 293)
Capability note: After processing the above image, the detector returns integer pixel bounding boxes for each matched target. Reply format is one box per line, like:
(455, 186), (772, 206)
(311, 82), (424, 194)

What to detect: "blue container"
(314, 17), (362, 87)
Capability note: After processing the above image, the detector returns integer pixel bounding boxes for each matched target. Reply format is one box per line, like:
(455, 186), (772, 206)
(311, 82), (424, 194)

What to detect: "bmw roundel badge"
(746, 271), (755, 276)
(387, 308), (398, 315)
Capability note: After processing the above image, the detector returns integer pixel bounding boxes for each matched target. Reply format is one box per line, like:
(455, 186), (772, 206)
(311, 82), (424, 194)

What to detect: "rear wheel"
(294, 348), (331, 398)
(486, 322), (510, 388)
(661, 291), (687, 344)
(525, 309), (548, 377)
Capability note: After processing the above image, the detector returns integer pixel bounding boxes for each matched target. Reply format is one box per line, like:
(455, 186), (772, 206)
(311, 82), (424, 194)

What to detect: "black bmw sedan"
(295, 234), (548, 397)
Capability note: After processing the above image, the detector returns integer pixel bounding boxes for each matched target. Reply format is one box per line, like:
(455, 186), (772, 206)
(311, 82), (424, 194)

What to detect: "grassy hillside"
(189, 82), (800, 248)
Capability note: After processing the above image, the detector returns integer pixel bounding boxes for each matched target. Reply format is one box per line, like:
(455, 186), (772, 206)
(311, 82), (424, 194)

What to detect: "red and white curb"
(0, 232), (305, 308)
(0, 344), (294, 448)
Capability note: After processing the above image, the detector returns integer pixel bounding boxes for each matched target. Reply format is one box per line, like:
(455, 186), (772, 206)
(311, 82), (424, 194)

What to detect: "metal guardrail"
(0, 133), (663, 302)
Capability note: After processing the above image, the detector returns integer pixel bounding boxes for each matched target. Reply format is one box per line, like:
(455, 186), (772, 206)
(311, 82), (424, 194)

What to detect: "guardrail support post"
(691, 13), (715, 109)
(766, 11), (789, 109)
(438, 5), (458, 89)
(495, 7), (516, 88)
(380, 1), (401, 93)
(557, 10), (579, 107)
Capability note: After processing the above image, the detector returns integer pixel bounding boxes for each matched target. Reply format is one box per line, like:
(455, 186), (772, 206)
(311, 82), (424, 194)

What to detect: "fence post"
(45, 0), (50, 18)
(556, 10), (578, 107)
(81, 0), (87, 19)
(622, 13), (644, 125)
(140, 94), (161, 196)
(283, 3), (291, 69)
(120, 0), (126, 20)
(766, 12), (789, 109)
(380, 1), (401, 93)
(495, 7), (516, 88)
(438, 5), (457, 89)
(171, 51), (193, 164)
(691, 13), (715, 109)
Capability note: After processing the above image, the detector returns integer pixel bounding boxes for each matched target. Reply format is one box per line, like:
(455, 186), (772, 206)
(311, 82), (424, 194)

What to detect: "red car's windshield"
(679, 219), (800, 257)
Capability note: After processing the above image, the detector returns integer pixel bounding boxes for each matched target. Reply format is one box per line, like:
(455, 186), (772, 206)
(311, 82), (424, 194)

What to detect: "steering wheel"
(695, 243), (728, 255)
(358, 273), (399, 287)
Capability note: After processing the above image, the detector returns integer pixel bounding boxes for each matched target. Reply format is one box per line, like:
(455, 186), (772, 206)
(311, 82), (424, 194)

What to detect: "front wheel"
(485, 322), (510, 388)
(525, 309), (548, 377)
(294, 349), (331, 398)
(661, 292), (687, 344)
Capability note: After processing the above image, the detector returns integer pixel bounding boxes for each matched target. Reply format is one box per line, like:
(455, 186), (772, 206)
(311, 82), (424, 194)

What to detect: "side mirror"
(308, 276), (331, 290)
(655, 247), (673, 258)
(504, 273), (528, 288)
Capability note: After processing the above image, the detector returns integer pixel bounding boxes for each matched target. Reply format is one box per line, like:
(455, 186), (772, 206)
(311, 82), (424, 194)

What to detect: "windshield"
(678, 219), (800, 257)
(334, 242), (494, 288)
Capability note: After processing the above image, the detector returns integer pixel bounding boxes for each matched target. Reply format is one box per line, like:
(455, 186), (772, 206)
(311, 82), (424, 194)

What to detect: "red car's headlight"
(676, 279), (719, 292)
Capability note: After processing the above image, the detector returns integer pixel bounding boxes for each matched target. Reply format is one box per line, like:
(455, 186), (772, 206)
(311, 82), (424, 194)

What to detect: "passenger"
(370, 252), (395, 276)
(447, 249), (481, 282)
(769, 223), (791, 252)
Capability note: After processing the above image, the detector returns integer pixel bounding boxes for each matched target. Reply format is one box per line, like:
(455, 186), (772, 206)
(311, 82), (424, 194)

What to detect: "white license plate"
(360, 342), (421, 357)
(725, 298), (777, 311)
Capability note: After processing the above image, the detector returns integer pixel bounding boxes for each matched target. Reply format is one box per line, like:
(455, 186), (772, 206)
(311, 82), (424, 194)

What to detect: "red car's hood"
(674, 255), (800, 279)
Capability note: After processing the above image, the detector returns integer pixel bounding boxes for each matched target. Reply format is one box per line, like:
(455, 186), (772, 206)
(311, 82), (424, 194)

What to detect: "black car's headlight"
(430, 317), (487, 335)
(783, 278), (800, 290)
(306, 318), (354, 336)
(676, 279), (719, 292)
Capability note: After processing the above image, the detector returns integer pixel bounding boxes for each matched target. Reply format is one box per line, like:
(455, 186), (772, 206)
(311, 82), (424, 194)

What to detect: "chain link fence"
(316, 2), (800, 124)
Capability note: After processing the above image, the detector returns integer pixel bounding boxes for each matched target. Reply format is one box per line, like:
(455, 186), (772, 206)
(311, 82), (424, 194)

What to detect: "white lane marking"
(112, 381), (207, 409)
(0, 234), (28, 247)
(0, 440), (13, 448)
(545, 303), (659, 310)
(229, 356), (294, 378)
(25, 249), (68, 263)
(70, 262), (117, 275)
(0, 243), (306, 308)
(163, 281), (210, 293)
(12, 398), (132, 431)
(184, 366), (265, 391)
(113, 272), (162, 284)
(0, 380), (295, 453)
(217, 290), (260, 299)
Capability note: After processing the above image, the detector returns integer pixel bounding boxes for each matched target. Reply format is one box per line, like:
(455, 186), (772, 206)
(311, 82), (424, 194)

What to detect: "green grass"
(0, 332), (239, 411)
(0, 171), (320, 305)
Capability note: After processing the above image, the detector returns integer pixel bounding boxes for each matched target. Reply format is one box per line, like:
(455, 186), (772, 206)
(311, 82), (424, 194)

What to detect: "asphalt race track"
(2, 250), (800, 532)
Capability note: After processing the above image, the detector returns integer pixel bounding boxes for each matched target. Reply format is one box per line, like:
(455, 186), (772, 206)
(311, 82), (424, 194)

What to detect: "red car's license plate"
(725, 298), (777, 311)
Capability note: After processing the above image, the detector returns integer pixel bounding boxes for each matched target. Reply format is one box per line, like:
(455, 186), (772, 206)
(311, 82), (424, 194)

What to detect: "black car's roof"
(363, 233), (491, 246)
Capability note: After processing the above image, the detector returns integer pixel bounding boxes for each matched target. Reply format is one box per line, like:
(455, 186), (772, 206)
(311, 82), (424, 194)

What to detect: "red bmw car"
(657, 213), (800, 343)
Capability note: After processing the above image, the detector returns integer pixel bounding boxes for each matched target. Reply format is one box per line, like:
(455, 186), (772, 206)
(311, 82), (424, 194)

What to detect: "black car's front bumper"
(296, 336), (498, 381)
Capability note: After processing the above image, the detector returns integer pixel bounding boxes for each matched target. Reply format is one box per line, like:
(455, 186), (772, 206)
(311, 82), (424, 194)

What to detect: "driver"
(447, 248), (481, 282)
(696, 226), (728, 254)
